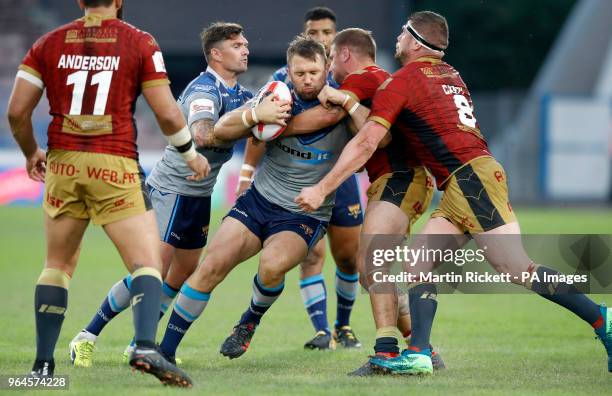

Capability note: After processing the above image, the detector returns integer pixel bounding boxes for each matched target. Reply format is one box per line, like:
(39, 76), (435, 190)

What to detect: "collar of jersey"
(206, 67), (239, 92)
(345, 64), (380, 80)
(414, 56), (443, 65)
(291, 90), (337, 145)
(292, 91), (320, 114)
(79, 13), (116, 27)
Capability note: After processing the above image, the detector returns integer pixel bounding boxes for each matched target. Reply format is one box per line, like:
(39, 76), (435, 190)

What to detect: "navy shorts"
(226, 186), (327, 249)
(147, 184), (211, 249)
(330, 174), (363, 227)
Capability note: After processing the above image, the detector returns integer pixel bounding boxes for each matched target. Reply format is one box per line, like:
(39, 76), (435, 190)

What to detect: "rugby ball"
(251, 81), (292, 141)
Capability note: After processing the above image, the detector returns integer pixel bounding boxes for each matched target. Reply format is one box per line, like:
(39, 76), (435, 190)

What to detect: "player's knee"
(331, 241), (358, 272)
(335, 256), (357, 274)
(299, 250), (324, 278)
(258, 255), (289, 287)
(190, 256), (225, 290)
(257, 267), (284, 288)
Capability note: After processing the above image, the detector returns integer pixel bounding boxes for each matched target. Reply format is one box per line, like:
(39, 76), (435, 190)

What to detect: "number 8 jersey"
(18, 13), (169, 160)
(368, 56), (491, 189)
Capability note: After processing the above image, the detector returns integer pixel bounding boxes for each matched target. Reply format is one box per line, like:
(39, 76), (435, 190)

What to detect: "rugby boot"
(129, 345), (192, 387)
(334, 326), (362, 349)
(304, 331), (336, 350)
(220, 322), (257, 359)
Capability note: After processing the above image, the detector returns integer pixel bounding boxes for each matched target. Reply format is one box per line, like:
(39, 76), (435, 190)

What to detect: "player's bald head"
(408, 11), (449, 50)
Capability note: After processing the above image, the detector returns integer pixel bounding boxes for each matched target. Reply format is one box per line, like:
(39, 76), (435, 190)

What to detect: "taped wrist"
(166, 125), (197, 161)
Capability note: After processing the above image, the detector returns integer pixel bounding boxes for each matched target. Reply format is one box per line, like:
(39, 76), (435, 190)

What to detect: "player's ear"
(77, 0), (85, 11)
(210, 47), (223, 63)
(409, 36), (421, 52)
(115, 0), (123, 18)
(341, 47), (350, 62)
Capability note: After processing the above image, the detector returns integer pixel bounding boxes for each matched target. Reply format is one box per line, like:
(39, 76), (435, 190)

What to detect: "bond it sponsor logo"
(274, 141), (333, 163)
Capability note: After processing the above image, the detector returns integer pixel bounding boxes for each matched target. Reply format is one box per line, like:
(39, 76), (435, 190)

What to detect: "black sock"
(32, 359), (55, 376)
(374, 337), (399, 355)
(34, 284), (68, 361)
(408, 283), (437, 351)
(530, 266), (601, 325)
(130, 270), (162, 347)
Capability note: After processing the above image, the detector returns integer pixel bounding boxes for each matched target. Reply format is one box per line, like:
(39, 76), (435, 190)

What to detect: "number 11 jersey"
(18, 13), (169, 160)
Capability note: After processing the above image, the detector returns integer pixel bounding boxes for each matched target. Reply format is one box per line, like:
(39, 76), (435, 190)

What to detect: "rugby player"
(7, 0), (210, 386)
(283, 27), (444, 374)
(296, 11), (612, 375)
(159, 36), (352, 361)
(239, 6), (364, 350)
(69, 22), (262, 367)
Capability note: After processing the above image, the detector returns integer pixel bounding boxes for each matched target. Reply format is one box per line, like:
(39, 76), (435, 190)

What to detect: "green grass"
(1, 206), (611, 395)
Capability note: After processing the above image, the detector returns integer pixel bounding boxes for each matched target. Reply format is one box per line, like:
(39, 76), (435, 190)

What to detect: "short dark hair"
(82, 0), (114, 7)
(304, 6), (336, 24)
(409, 11), (449, 49)
(333, 28), (376, 61)
(286, 36), (327, 65)
(200, 22), (244, 61)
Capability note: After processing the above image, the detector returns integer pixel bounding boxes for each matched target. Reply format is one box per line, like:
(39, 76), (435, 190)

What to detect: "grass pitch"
(0, 206), (611, 395)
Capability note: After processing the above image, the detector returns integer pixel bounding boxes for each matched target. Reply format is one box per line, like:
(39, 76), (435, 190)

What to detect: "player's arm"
(296, 76), (409, 211)
(236, 137), (266, 196)
(211, 103), (253, 143)
(7, 75), (46, 182)
(143, 85), (210, 180)
(295, 120), (389, 211)
(282, 105), (346, 136)
(138, 32), (209, 179)
(283, 86), (370, 136)
(318, 85), (391, 147)
(214, 95), (291, 142)
(318, 86), (368, 127)
(192, 119), (218, 147)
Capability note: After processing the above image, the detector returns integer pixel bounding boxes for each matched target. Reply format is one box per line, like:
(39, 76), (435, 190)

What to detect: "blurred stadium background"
(1, 0), (611, 209)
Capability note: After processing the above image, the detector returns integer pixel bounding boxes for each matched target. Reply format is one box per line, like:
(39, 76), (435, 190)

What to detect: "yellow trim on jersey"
(347, 68), (368, 76)
(415, 56), (443, 64)
(18, 64), (42, 79)
(62, 115), (113, 136)
(66, 37), (118, 44)
(79, 13), (117, 27)
(142, 78), (170, 90)
(368, 115), (391, 130)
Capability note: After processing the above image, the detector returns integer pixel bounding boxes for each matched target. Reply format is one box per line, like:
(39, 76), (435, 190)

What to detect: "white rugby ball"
(251, 81), (292, 141)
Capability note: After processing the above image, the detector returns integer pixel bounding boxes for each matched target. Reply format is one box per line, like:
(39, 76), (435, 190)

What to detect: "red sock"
(375, 352), (399, 358)
(592, 314), (604, 330)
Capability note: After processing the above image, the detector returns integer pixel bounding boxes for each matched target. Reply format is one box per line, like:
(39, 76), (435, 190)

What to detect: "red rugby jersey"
(368, 57), (491, 189)
(19, 13), (170, 159)
(340, 65), (420, 183)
